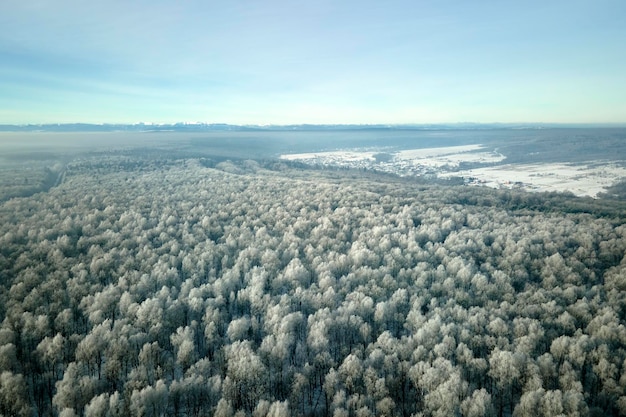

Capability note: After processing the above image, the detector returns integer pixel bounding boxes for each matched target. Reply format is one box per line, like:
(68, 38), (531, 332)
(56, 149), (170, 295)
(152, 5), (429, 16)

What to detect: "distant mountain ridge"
(1, 122), (624, 132)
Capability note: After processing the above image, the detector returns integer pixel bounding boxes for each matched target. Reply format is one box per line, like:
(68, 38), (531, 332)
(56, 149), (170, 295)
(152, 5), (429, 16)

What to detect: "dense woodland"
(1, 156), (626, 417)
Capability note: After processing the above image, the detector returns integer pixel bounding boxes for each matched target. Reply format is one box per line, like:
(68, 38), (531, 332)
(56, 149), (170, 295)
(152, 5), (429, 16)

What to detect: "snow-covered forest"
(1, 156), (626, 417)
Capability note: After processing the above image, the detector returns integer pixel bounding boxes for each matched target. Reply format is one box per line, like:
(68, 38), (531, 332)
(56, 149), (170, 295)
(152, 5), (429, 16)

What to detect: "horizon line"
(2, 121), (626, 132)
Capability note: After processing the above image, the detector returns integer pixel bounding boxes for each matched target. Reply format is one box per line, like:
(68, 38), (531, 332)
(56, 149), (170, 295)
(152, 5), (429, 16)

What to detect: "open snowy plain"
(445, 161), (626, 197)
(281, 144), (626, 198)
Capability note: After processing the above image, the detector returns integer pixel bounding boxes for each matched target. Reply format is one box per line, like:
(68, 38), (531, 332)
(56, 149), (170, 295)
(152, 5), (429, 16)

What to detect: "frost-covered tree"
(1, 154), (626, 416)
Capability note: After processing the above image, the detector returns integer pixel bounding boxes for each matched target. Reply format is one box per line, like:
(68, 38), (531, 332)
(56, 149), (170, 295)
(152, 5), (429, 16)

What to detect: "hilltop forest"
(1, 155), (625, 417)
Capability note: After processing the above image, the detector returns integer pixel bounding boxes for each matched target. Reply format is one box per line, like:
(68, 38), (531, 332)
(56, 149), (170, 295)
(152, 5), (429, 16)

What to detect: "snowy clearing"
(280, 144), (504, 168)
(280, 145), (626, 198)
(394, 144), (484, 159)
(280, 150), (377, 162)
(445, 162), (626, 198)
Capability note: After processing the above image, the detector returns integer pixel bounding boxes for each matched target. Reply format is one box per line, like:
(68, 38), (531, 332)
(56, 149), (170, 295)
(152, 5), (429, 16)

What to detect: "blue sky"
(1, 0), (625, 124)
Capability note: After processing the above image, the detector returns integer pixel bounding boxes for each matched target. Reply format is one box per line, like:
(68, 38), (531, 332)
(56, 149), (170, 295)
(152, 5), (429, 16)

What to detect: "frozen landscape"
(2, 127), (626, 200)
(1, 127), (626, 416)
(3, 0), (626, 414)
(281, 140), (626, 198)
(445, 161), (626, 198)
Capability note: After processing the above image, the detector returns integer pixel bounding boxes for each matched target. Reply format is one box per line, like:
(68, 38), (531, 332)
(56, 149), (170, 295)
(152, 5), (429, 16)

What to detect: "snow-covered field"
(280, 150), (377, 162)
(445, 162), (626, 198)
(280, 144), (626, 198)
(395, 145), (505, 168)
(394, 144), (483, 159)
(280, 145), (504, 168)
